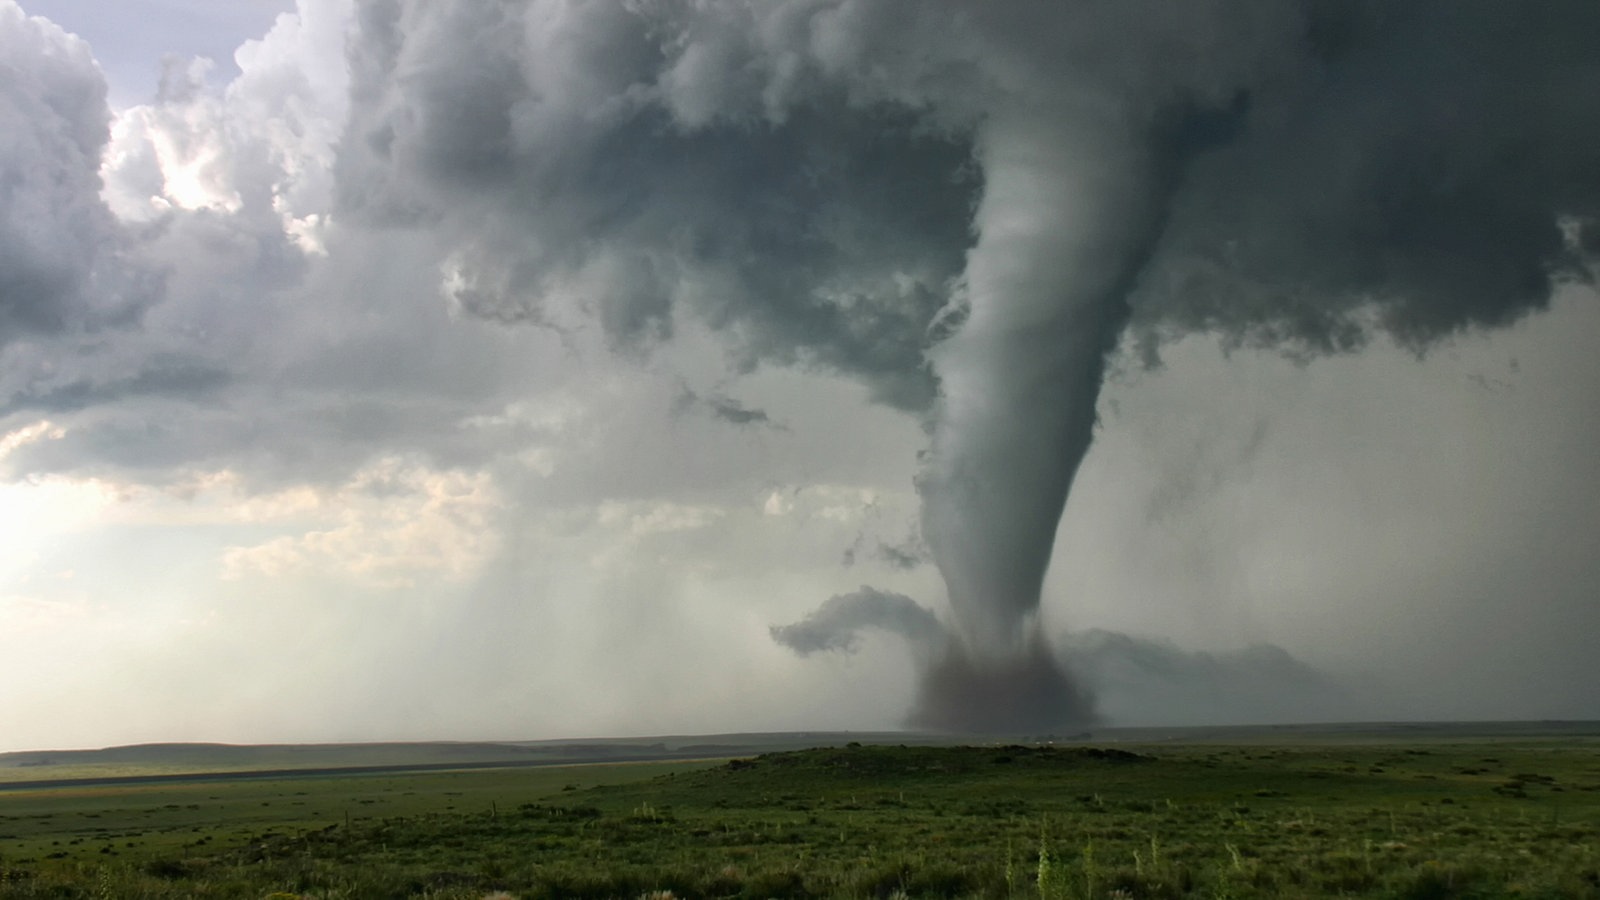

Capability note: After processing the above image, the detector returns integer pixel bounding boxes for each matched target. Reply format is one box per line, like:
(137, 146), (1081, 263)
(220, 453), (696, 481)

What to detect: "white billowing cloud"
(229, 0), (352, 252)
(101, 58), (245, 218)
(100, 0), (352, 252)
(2, 0), (373, 494)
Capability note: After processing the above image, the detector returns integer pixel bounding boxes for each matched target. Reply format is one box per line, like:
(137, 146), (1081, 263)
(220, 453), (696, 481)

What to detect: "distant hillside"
(8, 722), (1598, 785)
(0, 742), (531, 782)
(0, 732), (924, 784)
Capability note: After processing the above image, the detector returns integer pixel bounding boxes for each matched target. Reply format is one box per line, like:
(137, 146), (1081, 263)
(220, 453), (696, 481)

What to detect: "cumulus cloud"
(0, 0), (355, 486)
(0, 1), (159, 345)
(100, 0), (351, 241)
(3, 1), (577, 491)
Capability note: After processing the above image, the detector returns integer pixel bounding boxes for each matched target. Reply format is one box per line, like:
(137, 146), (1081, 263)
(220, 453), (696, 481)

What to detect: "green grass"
(3, 741), (1600, 898)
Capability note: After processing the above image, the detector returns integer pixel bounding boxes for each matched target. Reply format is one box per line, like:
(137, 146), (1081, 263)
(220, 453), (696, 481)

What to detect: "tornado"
(770, 110), (1169, 732)
(911, 111), (1166, 730)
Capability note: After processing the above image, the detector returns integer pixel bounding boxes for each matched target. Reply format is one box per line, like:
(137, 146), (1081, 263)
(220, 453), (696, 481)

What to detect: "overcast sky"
(2, 0), (1597, 751)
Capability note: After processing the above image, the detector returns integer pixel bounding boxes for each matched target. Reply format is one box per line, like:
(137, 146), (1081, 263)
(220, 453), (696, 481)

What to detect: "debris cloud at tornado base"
(340, 1), (1600, 732)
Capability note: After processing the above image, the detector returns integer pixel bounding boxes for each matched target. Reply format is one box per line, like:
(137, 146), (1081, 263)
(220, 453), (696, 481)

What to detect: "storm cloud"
(337, 0), (981, 410)
(329, 0), (1599, 732)
(1129, 1), (1600, 356)
(1, 0), (1597, 748)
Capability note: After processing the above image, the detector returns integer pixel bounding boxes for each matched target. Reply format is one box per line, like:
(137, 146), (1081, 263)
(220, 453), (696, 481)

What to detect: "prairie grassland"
(3, 741), (1599, 898)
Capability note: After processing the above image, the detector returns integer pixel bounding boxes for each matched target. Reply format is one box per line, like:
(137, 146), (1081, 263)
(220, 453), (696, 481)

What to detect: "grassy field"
(2, 738), (1600, 898)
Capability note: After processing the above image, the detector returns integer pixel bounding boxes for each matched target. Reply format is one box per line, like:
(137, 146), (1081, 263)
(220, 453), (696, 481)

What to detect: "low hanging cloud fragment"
(840, 526), (927, 571)
(770, 587), (946, 657)
(871, 536), (925, 572)
(671, 385), (779, 430)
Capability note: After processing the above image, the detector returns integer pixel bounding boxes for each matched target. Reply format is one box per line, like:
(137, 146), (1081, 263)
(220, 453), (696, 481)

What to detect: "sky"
(1, 0), (1597, 751)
